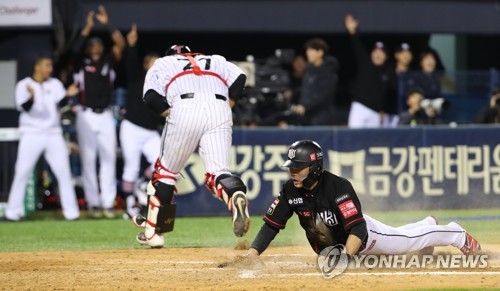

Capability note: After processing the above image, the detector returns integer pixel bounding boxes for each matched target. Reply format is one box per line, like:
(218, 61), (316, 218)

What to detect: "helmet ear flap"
(302, 162), (323, 189)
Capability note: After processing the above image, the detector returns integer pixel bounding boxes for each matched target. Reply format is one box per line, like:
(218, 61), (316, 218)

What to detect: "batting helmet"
(282, 140), (324, 188)
(165, 44), (192, 56)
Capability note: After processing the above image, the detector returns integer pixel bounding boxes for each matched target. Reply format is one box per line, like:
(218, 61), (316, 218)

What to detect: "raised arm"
(125, 24), (141, 81)
(95, 5), (126, 61)
(71, 10), (95, 56)
(344, 14), (370, 67)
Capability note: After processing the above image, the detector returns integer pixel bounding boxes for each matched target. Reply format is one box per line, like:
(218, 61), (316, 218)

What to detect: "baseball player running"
(120, 24), (162, 218)
(132, 45), (250, 248)
(6, 56), (80, 221)
(246, 140), (481, 259)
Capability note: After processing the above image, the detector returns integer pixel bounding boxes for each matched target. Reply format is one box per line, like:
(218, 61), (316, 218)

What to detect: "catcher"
(246, 140), (481, 259)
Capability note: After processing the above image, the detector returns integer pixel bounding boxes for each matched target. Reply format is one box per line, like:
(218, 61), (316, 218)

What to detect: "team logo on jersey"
(267, 198), (280, 215)
(318, 210), (339, 226)
(298, 210), (312, 217)
(339, 200), (359, 219)
(288, 197), (303, 205)
(288, 149), (296, 159)
(85, 65), (96, 73)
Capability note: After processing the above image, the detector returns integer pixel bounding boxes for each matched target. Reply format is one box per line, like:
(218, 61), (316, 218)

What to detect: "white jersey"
(15, 77), (66, 133)
(143, 54), (244, 106)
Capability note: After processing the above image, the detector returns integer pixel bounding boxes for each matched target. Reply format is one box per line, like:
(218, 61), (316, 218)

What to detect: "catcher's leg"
(206, 173), (250, 237)
(135, 180), (176, 248)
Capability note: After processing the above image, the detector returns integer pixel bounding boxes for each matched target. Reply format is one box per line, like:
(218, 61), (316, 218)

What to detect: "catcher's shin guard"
(144, 195), (165, 247)
(137, 181), (177, 248)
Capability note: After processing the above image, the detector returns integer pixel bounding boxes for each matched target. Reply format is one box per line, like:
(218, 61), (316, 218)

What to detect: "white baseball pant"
(6, 131), (80, 220)
(348, 101), (382, 128)
(360, 215), (466, 255)
(158, 95), (232, 183)
(119, 119), (160, 183)
(75, 108), (117, 209)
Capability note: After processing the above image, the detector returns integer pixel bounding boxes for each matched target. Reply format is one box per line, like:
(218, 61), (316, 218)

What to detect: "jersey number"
(181, 58), (211, 71)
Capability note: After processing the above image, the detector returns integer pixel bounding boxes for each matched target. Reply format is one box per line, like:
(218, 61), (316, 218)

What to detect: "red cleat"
(460, 232), (481, 255)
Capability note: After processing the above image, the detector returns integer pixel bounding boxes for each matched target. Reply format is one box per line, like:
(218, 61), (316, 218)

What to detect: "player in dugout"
(245, 140), (481, 260)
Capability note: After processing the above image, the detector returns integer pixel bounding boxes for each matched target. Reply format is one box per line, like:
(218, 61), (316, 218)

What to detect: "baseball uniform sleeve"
(143, 59), (166, 97)
(225, 61), (246, 87)
(334, 179), (365, 231)
(15, 79), (34, 112)
(52, 79), (67, 103)
(263, 191), (293, 230)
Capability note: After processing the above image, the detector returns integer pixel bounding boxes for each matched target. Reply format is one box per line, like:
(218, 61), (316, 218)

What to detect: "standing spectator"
(71, 6), (126, 218)
(395, 43), (413, 75)
(406, 51), (442, 99)
(344, 14), (397, 128)
(6, 56), (80, 221)
(120, 24), (162, 218)
(284, 54), (307, 105)
(279, 54), (307, 127)
(291, 38), (338, 125)
(394, 43), (414, 114)
(476, 88), (500, 124)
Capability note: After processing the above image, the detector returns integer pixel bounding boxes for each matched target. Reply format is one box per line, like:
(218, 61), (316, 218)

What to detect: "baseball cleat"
(123, 206), (140, 220)
(132, 215), (146, 228)
(88, 207), (103, 219)
(136, 232), (148, 245)
(231, 192), (250, 237)
(136, 232), (164, 248)
(460, 232), (481, 255)
(103, 208), (116, 219)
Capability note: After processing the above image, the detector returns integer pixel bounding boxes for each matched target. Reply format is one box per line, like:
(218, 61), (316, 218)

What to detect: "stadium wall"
(173, 126), (500, 216)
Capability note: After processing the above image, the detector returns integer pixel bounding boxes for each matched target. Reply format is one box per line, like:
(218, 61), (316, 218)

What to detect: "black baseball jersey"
(263, 171), (365, 254)
(123, 46), (164, 130)
(75, 54), (115, 109)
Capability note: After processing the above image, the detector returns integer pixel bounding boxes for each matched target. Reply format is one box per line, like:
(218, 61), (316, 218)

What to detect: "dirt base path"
(1, 244), (499, 290)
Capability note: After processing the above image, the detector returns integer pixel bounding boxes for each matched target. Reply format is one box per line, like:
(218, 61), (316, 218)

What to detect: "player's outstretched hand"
(80, 10), (95, 37)
(345, 14), (359, 34)
(96, 5), (109, 25)
(66, 82), (80, 97)
(27, 85), (35, 97)
(87, 10), (95, 26)
(127, 24), (138, 47)
(217, 254), (264, 269)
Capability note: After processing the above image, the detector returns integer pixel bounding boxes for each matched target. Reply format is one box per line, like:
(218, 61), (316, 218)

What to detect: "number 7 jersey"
(143, 54), (245, 107)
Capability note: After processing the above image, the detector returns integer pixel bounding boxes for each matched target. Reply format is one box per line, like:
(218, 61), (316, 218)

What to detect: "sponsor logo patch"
(339, 199), (358, 219)
(288, 197), (303, 205)
(267, 198), (280, 215)
(310, 153), (316, 161)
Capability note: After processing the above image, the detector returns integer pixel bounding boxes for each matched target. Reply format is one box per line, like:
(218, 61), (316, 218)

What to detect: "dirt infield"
(1, 244), (499, 290)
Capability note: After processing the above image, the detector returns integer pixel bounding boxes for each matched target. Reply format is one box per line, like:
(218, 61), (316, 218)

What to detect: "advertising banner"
(174, 126), (500, 216)
(0, 0), (51, 27)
